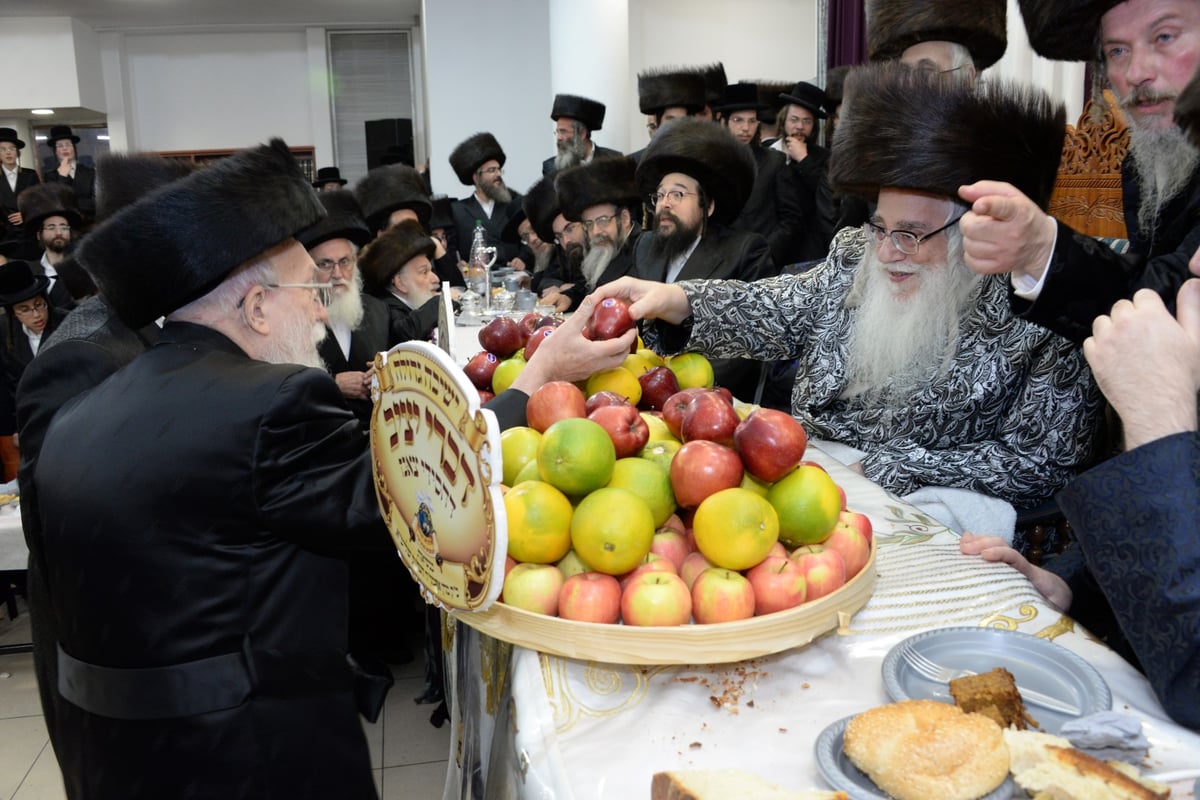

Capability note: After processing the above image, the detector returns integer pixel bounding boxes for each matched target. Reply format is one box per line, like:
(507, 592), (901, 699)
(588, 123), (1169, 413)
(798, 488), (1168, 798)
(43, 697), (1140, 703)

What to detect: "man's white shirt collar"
(665, 236), (703, 283)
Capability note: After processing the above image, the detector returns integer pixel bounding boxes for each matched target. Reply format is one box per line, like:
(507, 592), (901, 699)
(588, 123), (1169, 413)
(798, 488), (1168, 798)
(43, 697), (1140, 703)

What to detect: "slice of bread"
(842, 699), (1010, 800)
(650, 770), (848, 800)
(1004, 729), (1169, 800)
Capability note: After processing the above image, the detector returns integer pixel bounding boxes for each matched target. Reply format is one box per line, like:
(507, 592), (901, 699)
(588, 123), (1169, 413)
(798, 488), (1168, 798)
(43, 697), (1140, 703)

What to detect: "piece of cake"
(1004, 729), (1170, 799)
(949, 666), (1035, 729)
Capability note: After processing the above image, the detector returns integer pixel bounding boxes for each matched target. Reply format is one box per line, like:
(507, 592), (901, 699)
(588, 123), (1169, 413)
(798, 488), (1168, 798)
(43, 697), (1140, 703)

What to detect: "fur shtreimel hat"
(1016, 0), (1120, 61)
(1177, 68), (1200, 149)
(635, 117), (757, 225)
(555, 157), (640, 222)
(830, 63), (1066, 210)
(94, 152), (194, 223)
(637, 67), (708, 115)
(824, 66), (851, 108)
(358, 219), (436, 295)
(448, 132), (506, 186)
(297, 189), (372, 251)
(867, 0), (1008, 70)
(700, 62), (728, 108)
(354, 163), (431, 232)
(78, 138), (325, 328)
(551, 94), (606, 132)
(754, 80), (792, 124)
(521, 177), (560, 244)
(18, 183), (82, 233)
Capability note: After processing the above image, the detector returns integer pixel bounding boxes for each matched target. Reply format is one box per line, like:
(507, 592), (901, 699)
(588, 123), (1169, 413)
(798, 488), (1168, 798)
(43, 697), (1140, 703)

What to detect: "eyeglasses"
(863, 214), (964, 256)
(313, 255), (356, 275)
(477, 166), (503, 177)
(42, 224), (71, 233)
(238, 281), (335, 309)
(13, 299), (47, 316)
(650, 189), (697, 207)
(914, 62), (970, 77)
(581, 214), (616, 232)
(430, 230), (448, 244)
(553, 221), (582, 244)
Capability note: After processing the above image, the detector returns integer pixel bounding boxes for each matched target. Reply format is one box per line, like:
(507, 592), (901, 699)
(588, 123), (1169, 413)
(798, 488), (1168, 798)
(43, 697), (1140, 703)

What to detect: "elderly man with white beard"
(592, 64), (1106, 538)
(961, 0), (1200, 343)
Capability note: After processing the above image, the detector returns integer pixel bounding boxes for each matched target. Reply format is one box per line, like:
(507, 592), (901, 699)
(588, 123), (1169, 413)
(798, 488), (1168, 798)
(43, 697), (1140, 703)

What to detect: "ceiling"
(0, 0), (421, 30)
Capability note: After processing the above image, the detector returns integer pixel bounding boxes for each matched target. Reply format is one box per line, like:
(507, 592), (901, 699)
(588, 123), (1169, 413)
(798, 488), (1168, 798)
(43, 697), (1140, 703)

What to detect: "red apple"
(746, 556), (807, 615)
(619, 552), (677, 591)
(713, 386), (734, 405)
(523, 325), (557, 360)
(838, 485), (847, 511)
(637, 366), (681, 411)
(662, 387), (710, 439)
(733, 408), (809, 482)
(478, 389), (495, 403)
(588, 404), (650, 458)
(670, 440), (744, 508)
(660, 513), (686, 537)
(691, 568), (756, 623)
(620, 571), (693, 626)
(649, 529), (690, 571)
(590, 297), (635, 341)
(680, 391), (741, 445)
(526, 381), (587, 433)
(558, 571), (622, 624)
(823, 515), (872, 579)
(464, 350), (500, 391)
(585, 390), (630, 415)
(679, 551), (715, 590)
(538, 315), (563, 329)
(502, 562), (565, 615)
(790, 545), (846, 601)
(765, 541), (788, 560)
(517, 312), (543, 340)
(478, 315), (525, 358)
(839, 509), (872, 541)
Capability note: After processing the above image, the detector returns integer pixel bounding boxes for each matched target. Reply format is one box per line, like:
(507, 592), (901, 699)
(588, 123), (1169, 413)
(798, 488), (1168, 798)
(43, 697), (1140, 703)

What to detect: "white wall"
(122, 32), (314, 152)
(3, 17), (103, 112)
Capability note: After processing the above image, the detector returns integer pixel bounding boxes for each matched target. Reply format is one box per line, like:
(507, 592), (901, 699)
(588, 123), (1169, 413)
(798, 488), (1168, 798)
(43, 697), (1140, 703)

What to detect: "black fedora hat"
(0, 260), (50, 306)
(313, 166), (348, 187)
(0, 128), (26, 149)
(296, 189), (371, 251)
(713, 82), (771, 115)
(779, 82), (829, 119)
(46, 125), (80, 146)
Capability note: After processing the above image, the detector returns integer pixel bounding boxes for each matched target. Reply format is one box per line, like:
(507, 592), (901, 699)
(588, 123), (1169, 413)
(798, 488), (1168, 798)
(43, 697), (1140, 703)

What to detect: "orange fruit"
(570, 487), (655, 575)
(665, 352), (714, 389)
(500, 426), (542, 486)
(641, 412), (678, 443)
(606, 457), (675, 527)
(513, 458), (542, 484)
(692, 487), (780, 570)
(537, 417), (616, 496)
(503, 480), (574, 563)
(586, 367), (643, 406)
(639, 438), (681, 472)
(767, 465), (842, 547)
(638, 348), (665, 367)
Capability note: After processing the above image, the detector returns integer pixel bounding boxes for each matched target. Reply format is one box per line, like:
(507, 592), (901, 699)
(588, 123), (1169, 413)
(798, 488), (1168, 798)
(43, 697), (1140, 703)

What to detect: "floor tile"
(0, 715), (49, 798)
(0, 651), (45, 719)
(11, 738), (67, 800)
(362, 714), (383, 769)
(381, 676), (451, 768)
(380, 761), (447, 800)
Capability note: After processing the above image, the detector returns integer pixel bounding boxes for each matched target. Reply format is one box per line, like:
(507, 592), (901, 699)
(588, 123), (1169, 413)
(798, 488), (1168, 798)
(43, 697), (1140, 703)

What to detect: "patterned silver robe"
(664, 227), (1105, 508)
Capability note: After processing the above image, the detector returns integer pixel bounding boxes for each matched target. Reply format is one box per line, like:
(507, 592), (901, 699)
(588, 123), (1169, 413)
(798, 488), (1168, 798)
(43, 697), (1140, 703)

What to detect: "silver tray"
(881, 626), (1111, 733)
(815, 715), (1014, 800)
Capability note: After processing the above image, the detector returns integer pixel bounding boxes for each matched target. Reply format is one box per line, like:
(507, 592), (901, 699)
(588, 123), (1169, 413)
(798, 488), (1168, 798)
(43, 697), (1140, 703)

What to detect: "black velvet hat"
(77, 138), (325, 328)
(354, 163), (432, 232)
(635, 117), (757, 225)
(46, 125), (80, 146)
(18, 183), (82, 233)
(1016, 0), (1120, 61)
(637, 68), (708, 115)
(555, 156), (640, 222)
(448, 132), (506, 186)
(712, 83), (771, 115)
(867, 0), (1008, 70)
(779, 82), (829, 119)
(313, 166), (348, 187)
(830, 62), (1066, 209)
(551, 94), (607, 132)
(0, 261), (50, 307)
(297, 189), (372, 251)
(428, 195), (454, 232)
(0, 128), (25, 149)
(358, 219), (437, 294)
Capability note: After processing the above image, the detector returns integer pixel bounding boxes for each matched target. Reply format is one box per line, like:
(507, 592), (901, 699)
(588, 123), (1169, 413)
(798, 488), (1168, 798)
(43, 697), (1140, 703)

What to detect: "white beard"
(258, 311), (328, 369)
(1127, 117), (1200, 235)
(842, 242), (982, 403)
(326, 270), (366, 330)
(580, 242), (615, 289)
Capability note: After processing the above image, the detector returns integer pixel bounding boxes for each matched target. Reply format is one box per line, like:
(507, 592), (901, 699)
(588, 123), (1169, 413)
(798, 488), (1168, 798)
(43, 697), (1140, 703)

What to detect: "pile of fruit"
(469, 301), (873, 627)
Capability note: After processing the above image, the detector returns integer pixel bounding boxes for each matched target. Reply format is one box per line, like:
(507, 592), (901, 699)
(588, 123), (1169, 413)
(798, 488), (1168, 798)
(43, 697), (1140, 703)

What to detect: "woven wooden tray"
(450, 544), (876, 665)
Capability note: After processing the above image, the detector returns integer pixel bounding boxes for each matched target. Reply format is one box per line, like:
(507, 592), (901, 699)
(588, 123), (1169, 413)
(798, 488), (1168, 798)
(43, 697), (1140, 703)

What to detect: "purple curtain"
(827, 0), (868, 69)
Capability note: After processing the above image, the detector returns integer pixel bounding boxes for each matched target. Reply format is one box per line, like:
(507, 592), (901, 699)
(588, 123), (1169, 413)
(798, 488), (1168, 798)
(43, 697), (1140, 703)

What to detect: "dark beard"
(481, 179), (513, 205)
(648, 214), (700, 265)
(562, 243), (585, 281)
(44, 236), (70, 255)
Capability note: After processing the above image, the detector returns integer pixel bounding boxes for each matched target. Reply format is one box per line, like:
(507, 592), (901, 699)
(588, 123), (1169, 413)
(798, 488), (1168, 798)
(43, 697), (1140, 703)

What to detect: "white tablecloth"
(442, 447), (1200, 799)
(0, 506), (24, 572)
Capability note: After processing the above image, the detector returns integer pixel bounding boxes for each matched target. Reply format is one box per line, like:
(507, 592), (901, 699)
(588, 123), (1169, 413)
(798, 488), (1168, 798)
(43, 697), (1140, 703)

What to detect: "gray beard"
(1127, 119), (1200, 236)
(842, 242), (982, 404)
(481, 179), (513, 205)
(580, 242), (615, 289)
(326, 271), (366, 330)
(258, 313), (327, 369)
(555, 137), (588, 171)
